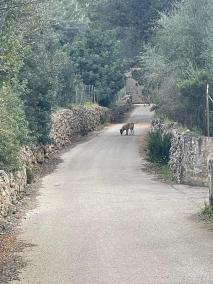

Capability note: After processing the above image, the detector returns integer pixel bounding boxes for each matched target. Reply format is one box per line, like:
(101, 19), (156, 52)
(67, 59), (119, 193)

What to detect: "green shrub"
(202, 203), (213, 220)
(0, 84), (28, 171)
(147, 130), (171, 164)
(100, 111), (110, 125)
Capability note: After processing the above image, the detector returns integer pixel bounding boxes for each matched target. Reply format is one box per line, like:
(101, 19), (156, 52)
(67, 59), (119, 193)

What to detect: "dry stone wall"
(151, 120), (213, 186)
(0, 106), (110, 220)
(0, 169), (27, 218)
(50, 106), (110, 148)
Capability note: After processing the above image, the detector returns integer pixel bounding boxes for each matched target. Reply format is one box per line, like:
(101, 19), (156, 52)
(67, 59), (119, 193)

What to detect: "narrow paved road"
(13, 106), (213, 284)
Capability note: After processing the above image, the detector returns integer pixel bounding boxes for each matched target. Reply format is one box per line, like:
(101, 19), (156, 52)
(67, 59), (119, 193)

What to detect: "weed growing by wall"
(147, 130), (171, 165)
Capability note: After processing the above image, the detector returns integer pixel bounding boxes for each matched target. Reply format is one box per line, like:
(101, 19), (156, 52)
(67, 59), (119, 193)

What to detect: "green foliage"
(20, 23), (63, 143)
(202, 203), (213, 220)
(0, 0), (179, 171)
(89, 0), (177, 57)
(0, 83), (28, 171)
(147, 130), (171, 165)
(138, 0), (213, 135)
(159, 164), (175, 182)
(175, 75), (207, 133)
(115, 88), (126, 106)
(100, 110), (110, 125)
(150, 163), (175, 183)
(71, 28), (125, 106)
(83, 102), (99, 110)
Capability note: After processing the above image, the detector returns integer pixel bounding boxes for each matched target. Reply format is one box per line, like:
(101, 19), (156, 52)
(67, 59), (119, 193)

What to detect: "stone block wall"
(0, 169), (27, 218)
(151, 120), (213, 186)
(0, 106), (110, 219)
(50, 106), (110, 148)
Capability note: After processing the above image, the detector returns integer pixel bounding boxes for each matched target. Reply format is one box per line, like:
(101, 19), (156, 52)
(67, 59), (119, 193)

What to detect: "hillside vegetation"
(1, 0), (195, 171)
(0, 0), (124, 170)
(136, 0), (213, 136)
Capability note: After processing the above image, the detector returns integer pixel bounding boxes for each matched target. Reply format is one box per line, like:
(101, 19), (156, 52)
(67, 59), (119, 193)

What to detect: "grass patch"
(83, 102), (99, 110)
(148, 163), (176, 183)
(201, 203), (213, 221)
(159, 164), (175, 181)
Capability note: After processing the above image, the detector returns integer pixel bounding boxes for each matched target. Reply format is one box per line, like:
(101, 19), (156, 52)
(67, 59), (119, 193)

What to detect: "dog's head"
(120, 128), (124, 135)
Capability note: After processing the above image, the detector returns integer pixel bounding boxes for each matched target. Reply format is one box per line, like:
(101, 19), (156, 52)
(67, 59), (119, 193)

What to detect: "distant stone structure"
(126, 76), (147, 104)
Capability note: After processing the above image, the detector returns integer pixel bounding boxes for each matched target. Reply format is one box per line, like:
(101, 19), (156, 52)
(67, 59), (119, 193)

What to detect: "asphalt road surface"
(12, 105), (213, 284)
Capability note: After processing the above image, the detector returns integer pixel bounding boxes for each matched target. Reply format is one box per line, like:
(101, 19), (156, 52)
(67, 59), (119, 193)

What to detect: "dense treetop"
(88, 0), (176, 57)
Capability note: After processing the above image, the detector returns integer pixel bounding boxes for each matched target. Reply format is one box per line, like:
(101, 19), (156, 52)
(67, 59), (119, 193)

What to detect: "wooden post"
(94, 86), (96, 104)
(209, 160), (213, 207)
(206, 83), (210, 138)
(75, 86), (78, 104)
